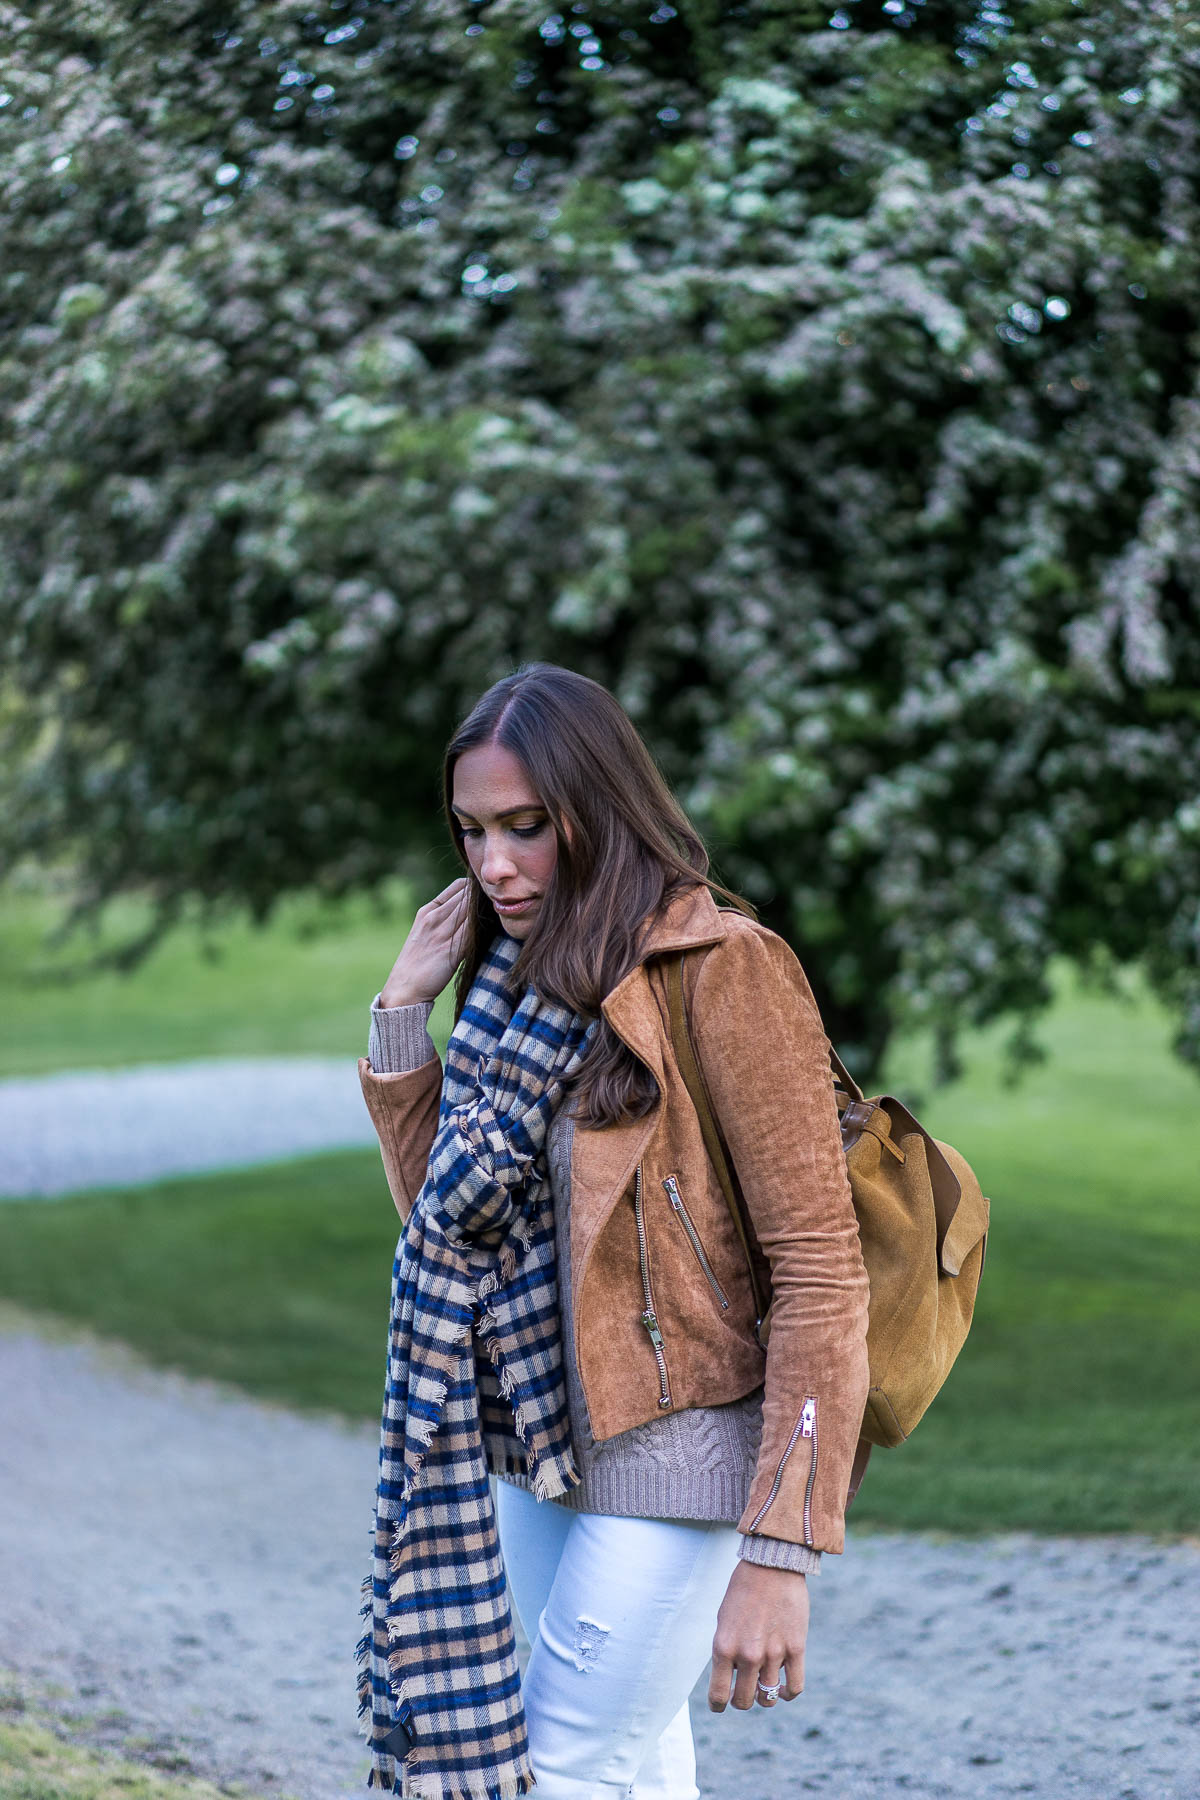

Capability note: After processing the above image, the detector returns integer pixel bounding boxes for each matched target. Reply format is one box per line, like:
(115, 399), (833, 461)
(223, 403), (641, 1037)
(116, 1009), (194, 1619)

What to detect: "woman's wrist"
(738, 1534), (821, 1576)
(378, 983), (436, 1010)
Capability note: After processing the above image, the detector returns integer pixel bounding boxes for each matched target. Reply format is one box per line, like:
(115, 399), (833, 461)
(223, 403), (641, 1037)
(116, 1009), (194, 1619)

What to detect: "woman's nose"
(479, 835), (517, 884)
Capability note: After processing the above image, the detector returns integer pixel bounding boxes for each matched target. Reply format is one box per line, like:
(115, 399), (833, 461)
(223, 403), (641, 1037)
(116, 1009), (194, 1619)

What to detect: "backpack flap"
(932, 1140), (990, 1278)
(842, 1090), (992, 1447)
(868, 1096), (988, 1277)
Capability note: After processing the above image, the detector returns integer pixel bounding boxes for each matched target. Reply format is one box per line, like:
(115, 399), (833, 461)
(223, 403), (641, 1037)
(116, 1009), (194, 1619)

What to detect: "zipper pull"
(641, 1308), (665, 1348)
(799, 1397), (817, 1438)
(663, 1176), (683, 1211)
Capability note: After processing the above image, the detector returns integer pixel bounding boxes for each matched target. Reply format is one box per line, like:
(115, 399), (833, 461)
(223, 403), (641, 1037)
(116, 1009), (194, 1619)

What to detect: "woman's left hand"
(707, 1559), (809, 1712)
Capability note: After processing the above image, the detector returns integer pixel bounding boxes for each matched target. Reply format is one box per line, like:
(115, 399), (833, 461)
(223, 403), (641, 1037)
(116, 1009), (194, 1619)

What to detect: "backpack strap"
(665, 951), (767, 1327)
(828, 1042), (864, 1105)
(665, 947), (862, 1223)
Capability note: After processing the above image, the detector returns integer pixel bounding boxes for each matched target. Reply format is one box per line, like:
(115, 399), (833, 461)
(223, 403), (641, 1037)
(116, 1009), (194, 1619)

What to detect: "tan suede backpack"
(666, 954), (991, 1495)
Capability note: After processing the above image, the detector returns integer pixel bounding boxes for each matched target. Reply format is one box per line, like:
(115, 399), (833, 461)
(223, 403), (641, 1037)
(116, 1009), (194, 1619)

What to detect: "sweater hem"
(494, 1462), (753, 1521)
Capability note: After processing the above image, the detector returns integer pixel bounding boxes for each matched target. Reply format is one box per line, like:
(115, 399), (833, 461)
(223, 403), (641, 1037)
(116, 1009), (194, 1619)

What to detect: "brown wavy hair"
(443, 663), (754, 1128)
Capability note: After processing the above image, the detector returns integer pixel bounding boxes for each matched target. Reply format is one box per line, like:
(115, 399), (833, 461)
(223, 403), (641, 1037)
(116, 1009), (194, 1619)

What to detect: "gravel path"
(0, 1059), (377, 1197)
(1, 1308), (1197, 1800)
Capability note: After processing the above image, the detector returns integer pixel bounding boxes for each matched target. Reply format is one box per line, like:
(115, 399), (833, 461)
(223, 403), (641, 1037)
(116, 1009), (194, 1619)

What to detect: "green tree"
(2, 0), (1198, 1075)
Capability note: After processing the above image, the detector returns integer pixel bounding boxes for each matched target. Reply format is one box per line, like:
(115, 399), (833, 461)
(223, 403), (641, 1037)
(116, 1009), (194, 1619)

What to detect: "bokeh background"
(1, 1), (1199, 1792)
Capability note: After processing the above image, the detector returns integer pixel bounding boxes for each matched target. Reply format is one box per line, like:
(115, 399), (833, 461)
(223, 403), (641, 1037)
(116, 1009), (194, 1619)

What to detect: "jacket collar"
(599, 884), (730, 1080)
(633, 881), (730, 963)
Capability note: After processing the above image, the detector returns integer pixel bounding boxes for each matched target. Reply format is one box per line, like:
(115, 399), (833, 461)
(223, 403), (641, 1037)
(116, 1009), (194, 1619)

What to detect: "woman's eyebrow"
(451, 803), (546, 821)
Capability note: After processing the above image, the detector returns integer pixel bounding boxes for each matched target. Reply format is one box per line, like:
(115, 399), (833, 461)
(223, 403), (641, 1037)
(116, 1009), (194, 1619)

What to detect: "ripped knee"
(571, 1615), (610, 1673)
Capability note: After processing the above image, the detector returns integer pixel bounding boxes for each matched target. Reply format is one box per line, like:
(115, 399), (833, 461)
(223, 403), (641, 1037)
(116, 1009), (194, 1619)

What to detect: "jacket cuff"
(738, 1535), (822, 1576)
(368, 997), (437, 1073)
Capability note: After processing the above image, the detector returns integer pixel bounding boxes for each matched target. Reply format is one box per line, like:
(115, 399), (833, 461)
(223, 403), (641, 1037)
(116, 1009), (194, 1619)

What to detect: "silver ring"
(756, 1680), (781, 1700)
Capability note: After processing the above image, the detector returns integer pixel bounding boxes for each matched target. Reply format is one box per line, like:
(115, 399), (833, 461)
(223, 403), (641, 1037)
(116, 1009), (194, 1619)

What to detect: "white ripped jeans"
(493, 1478), (743, 1800)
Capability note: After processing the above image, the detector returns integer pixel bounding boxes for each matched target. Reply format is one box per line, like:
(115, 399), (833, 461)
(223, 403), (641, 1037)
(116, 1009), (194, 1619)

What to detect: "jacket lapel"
(569, 886), (732, 1301)
(599, 884), (730, 1079)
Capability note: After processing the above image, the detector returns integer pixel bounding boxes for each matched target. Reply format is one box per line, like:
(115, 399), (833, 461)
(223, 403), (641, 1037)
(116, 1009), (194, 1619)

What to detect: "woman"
(357, 664), (870, 1800)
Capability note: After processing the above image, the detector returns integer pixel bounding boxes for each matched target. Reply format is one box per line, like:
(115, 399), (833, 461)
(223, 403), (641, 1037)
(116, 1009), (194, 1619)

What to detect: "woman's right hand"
(378, 877), (472, 1008)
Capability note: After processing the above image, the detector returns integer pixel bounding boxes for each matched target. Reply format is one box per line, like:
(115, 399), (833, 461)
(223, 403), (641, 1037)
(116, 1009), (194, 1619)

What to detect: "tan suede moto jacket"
(358, 883), (871, 1558)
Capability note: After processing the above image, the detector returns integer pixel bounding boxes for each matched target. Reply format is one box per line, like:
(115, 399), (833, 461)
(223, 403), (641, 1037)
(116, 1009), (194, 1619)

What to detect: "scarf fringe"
(380, 1315), (471, 1525)
(399, 1776), (535, 1800)
(476, 1232), (521, 1302)
(356, 1576), (399, 1795)
(480, 1303), (579, 1502)
(530, 1454), (580, 1502)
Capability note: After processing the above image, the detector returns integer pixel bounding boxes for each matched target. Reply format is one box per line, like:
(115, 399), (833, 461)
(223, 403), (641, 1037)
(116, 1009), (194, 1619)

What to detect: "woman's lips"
(491, 895), (538, 916)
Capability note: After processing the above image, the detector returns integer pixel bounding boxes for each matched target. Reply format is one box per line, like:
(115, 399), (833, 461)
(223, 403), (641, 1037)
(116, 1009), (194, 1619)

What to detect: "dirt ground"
(2, 1308), (1197, 1800)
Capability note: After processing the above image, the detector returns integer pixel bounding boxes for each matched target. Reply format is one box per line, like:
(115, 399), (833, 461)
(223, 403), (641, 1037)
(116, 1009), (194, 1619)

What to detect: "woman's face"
(451, 740), (560, 940)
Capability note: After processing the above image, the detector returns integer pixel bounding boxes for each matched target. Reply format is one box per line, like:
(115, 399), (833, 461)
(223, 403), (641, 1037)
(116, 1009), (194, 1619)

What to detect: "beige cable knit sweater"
(368, 996), (820, 1577)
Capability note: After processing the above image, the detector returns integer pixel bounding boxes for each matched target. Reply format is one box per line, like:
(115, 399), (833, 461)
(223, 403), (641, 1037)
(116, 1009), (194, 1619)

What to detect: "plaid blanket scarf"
(357, 931), (597, 1799)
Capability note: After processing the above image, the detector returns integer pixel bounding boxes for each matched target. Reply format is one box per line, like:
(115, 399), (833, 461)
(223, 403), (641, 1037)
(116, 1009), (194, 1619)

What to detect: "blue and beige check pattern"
(358, 933), (596, 1798)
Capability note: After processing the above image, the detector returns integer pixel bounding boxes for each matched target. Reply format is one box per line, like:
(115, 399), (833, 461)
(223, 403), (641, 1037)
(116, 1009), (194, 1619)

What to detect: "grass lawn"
(0, 1687), (278, 1800)
(0, 883), (1197, 1535)
(859, 972), (1200, 1534)
(0, 875), (460, 1076)
(0, 1150), (399, 1419)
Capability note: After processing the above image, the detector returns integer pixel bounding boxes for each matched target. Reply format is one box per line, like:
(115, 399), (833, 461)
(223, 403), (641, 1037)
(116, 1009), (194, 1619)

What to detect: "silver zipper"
(633, 1163), (672, 1410)
(800, 1396), (818, 1546)
(662, 1175), (730, 1311)
(747, 1395), (818, 1545)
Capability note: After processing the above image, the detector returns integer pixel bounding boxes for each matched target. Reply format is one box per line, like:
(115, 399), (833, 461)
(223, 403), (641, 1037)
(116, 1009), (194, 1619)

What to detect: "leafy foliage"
(2, 0), (1198, 1072)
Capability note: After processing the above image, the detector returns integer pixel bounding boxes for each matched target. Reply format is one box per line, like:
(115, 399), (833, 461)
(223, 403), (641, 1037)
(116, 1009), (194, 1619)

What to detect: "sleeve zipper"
(632, 1163), (672, 1410)
(662, 1174), (730, 1311)
(746, 1395), (818, 1546)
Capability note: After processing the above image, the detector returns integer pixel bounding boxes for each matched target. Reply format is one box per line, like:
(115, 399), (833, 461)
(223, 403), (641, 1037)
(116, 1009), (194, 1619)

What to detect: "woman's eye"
(458, 820), (545, 841)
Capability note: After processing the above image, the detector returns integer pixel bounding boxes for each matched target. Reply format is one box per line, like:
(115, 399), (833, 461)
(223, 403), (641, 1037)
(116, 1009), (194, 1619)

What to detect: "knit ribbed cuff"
(368, 997), (437, 1074)
(738, 1535), (822, 1576)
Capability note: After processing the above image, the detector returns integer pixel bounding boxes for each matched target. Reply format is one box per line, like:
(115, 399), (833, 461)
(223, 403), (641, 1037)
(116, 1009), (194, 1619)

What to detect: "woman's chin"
(499, 918), (534, 940)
